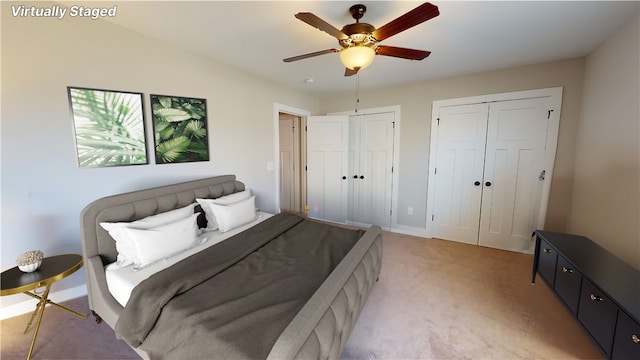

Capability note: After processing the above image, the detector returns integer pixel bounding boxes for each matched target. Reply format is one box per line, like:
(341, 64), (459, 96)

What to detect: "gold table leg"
(24, 284), (50, 360)
(22, 291), (87, 320)
(21, 286), (87, 360)
(23, 299), (42, 335)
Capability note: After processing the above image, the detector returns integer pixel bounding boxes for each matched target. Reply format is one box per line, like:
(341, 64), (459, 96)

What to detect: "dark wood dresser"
(532, 230), (640, 359)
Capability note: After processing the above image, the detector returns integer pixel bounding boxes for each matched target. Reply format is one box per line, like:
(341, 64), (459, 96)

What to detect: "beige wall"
(569, 12), (640, 269)
(319, 58), (586, 233)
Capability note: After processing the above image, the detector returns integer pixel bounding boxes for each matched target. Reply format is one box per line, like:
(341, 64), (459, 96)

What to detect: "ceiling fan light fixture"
(340, 46), (375, 71)
(286, 3), (439, 76)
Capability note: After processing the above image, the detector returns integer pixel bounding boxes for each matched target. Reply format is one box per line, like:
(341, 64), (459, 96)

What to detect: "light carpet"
(1, 231), (602, 359)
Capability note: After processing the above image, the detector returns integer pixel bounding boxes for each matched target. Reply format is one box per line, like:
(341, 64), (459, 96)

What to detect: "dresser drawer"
(554, 255), (582, 315)
(533, 231), (640, 360)
(537, 238), (557, 287)
(578, 279), (618, 355)
(612, 311), (640, 360)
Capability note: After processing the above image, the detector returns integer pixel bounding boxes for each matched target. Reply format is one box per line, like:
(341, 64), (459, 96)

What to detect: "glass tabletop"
(1, 254), (83, 296)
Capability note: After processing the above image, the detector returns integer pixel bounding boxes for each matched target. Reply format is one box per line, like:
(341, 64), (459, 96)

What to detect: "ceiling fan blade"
(344, 68), (359, 77)
(376, 46), (431, 60)
(283, 49), (340, 63)
(372, 3), (439, 42)
(295, 12), (348, 40)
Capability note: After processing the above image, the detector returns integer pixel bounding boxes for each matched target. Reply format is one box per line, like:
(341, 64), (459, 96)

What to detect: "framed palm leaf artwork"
(68, 87), (148, 167)
(150, 94), (209, 164)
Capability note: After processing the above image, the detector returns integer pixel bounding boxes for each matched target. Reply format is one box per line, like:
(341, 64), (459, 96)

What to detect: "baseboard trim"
(390, 224), (429, 238)
(0, 284), (87, 320)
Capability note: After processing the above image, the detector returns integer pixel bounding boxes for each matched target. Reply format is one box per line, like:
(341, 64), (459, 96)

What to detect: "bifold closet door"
(431, 97), (551, 252)
(306, 116), (349, 222)
(478, 97), (549, 252)
(349, 112), (395, 228)
(431, 103), (489, 245)
(307, 113), (395, 228)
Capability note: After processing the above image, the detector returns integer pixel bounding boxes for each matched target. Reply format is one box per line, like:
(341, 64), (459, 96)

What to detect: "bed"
(80, 175), (383, 359)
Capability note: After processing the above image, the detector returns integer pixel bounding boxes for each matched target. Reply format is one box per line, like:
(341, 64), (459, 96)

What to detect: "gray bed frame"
(80, 175), (383, 359)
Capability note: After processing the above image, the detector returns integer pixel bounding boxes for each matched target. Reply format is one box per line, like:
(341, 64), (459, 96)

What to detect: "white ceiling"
(98, 1), (639, 95)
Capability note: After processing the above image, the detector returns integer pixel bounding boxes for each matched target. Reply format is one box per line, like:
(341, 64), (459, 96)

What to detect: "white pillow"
(125, 213), (199, 269)
(213, 188), (251, 205)
(100, 203), (196, 269)
(208, 196), (257, 233)
(196, 189), (251, 231)
(126, 203), (196, 228)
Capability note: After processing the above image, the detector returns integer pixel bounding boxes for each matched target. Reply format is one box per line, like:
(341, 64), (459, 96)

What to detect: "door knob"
(474, 181), (481, 186)
(359, 175), (365, 179)
(353, 175), (358, 179)
(485, 181), (492, 187)
(342, 176), (347, 180)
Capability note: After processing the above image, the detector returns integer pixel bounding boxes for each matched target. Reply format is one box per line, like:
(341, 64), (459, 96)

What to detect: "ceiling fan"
(283, 2), (440, 76)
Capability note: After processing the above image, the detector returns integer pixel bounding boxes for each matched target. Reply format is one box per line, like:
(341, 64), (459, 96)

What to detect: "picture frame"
(68, 87), (148, 167)
(150, 94), (209, 164)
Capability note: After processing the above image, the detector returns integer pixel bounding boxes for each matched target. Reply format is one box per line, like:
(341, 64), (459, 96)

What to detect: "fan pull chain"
(355, 73), (360, 113)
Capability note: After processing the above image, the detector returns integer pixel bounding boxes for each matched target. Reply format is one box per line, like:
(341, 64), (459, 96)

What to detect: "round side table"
(1, 254), (87, 360)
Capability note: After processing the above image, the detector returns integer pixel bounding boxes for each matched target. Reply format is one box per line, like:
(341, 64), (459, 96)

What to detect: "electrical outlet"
(407, 207), (414, 215)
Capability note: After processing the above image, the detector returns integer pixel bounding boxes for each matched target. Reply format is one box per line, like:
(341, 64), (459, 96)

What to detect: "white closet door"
(306, 116), (349, 222)
(349, 112), (395, 228)
(478, 98), (550, 252)
(429, 87), (562, 253)
(431, 104), (489, 244)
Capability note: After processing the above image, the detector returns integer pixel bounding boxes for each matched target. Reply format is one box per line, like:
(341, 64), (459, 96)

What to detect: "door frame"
(329, 105), (401, 231)
(426, 87), (563, 237)
(273, 103), (310, 213)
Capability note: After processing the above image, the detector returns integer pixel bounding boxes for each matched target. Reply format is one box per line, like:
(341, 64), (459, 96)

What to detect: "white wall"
(0, 3), (319, 309)
(569, 12), (640, 270)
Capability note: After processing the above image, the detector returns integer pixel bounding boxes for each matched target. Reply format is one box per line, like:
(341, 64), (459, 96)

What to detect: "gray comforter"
(115, 213), (364, 359)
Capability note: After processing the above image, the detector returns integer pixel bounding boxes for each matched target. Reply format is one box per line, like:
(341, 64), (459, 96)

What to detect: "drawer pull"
(590, 293), (603, 302)
(632, 334), (639, 344)
(543, 248), (551, 253)
(562, 266), (573, 273)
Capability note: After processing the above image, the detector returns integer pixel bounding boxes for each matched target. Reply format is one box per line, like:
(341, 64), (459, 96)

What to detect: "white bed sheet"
(105, 211), (273, 307)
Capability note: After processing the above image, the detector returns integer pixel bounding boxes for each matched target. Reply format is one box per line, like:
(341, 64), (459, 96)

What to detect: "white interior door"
(306, 115), (349, 222)
(349, 112), (395, 228)
(478, 98), (550, 252)
(431, 103), (489, 244)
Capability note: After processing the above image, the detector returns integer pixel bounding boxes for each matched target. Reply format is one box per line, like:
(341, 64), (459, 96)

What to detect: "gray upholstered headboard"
(79, 175), (246, 340)
(80, 175), (244, 266)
